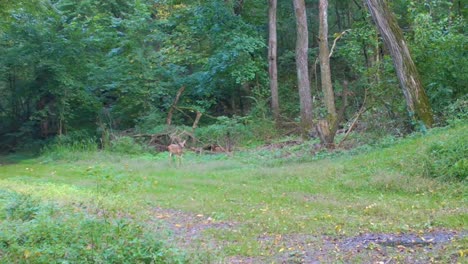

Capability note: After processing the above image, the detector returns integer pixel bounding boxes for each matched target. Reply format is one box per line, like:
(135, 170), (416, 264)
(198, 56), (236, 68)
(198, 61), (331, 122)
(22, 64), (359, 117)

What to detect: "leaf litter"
(146, 206), (466, 263)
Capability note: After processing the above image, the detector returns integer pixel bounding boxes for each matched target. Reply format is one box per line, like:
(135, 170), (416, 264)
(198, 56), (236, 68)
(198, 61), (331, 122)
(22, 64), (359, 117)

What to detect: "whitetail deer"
(167, 140), (186, 166)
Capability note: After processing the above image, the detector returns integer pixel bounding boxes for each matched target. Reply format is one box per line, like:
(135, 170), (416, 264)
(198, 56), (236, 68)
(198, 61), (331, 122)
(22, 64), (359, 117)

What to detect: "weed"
(0, 189), (186, 264)
(423, 134), (467, 181)
(109, 136), (146, 155)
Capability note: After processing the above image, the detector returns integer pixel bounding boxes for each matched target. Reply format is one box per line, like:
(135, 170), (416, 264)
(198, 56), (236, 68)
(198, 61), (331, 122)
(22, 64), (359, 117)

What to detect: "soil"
(148, 206), (466, 263)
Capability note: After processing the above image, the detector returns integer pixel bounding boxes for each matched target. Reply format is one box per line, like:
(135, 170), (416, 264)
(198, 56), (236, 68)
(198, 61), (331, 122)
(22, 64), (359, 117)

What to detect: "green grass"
(0, 124), (466, 262)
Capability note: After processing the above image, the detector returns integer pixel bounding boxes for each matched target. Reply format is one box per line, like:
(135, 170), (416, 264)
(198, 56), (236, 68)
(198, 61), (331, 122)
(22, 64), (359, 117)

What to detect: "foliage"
(408, 0), (468, 117)
(195, 116), (253, 147)
(444, 95), (468, 122)
(41, 131), (98, 161)
(194, 115), (276, 148)
(0, 0), (466, 151)
(0, 190), (184, 263)
(423, 132), (467, 181)
(109, 136), (146, 155)
(2, 191), (41, 221)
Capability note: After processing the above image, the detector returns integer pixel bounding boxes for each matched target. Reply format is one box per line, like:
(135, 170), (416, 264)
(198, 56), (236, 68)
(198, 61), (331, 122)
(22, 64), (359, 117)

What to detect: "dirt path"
(148, 207), (236, 251)
(147, 207), (466, 263)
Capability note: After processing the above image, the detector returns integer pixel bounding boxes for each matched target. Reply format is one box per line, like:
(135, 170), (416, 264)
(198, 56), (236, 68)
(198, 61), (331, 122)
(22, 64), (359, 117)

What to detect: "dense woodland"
(0, 0), (466, 152)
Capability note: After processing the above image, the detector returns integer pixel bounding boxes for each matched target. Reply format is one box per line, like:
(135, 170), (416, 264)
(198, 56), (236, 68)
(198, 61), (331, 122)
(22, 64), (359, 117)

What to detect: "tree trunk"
(268, 0), (280, 124)
(364, 0), (434, 128)
(192, 111), (202, 131)
(166, 86), (185, 126)
(318, 0), (338, 144)
(293, 0), (314, 135)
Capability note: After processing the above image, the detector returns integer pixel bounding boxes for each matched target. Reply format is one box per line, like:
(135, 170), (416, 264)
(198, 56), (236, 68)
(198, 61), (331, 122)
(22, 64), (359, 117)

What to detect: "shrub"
(195, 116), (253, 148)
(0, 190), (185, 263)
(109, 136), (145, 155)
(423, 134), (467, 181)
(41, 131), (98, 160)
(444, 95), (468, 123)
(195, 116), (276, 148)
(4, 192), (40, 221)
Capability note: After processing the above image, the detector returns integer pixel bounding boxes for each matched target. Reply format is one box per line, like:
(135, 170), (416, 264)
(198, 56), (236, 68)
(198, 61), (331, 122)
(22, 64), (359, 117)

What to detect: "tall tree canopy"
(0, 0), (465, 151)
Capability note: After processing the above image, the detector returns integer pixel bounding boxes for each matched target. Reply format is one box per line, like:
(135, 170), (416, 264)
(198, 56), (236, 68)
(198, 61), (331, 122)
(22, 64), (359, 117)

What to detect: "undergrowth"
(423, 133), (467, 181)
(0, 190), (186, 264)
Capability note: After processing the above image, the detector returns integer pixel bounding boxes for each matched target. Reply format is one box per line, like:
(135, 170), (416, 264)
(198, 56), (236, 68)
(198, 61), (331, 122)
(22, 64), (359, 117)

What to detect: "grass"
(0, 123), (466, 263)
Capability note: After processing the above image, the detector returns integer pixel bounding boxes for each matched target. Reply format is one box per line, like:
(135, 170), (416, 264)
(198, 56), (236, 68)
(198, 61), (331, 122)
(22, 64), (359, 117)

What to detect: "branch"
(337, 88), (367, 148)
(352, 0), (362, 9)
(192, 111), (202, 130)
(329, 29), (351, 58)
(174, 106), (194, 121)
(166, 86), (185, 126)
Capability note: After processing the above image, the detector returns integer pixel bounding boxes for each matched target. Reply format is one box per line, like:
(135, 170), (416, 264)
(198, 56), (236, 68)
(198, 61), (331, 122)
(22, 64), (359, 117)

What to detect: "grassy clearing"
(0, 124), (467, 262)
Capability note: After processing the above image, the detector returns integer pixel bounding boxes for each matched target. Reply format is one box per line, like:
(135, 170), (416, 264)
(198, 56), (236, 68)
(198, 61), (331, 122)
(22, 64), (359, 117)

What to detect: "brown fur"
(168, 140), (186, 165)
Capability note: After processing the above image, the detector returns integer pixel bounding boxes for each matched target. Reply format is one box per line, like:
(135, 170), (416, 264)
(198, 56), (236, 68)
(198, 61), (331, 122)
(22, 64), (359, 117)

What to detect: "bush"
(423, 133), (467, 181)
(4, 192), (41, 221)
(195, 116), (253, 148)
(40, 131), (98, 161)
(195, 116), (276, 148)
(0, 190), (185, 263)
(109, 136), (145, 155)
(444, 95), (468, 123)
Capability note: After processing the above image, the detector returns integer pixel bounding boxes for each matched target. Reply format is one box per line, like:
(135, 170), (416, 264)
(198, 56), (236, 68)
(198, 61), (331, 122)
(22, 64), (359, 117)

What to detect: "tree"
(292, 0), (313, 135)
(364, 0), (434, 128)
(317, 0), (338, 145)
(268, 0), (280, 124)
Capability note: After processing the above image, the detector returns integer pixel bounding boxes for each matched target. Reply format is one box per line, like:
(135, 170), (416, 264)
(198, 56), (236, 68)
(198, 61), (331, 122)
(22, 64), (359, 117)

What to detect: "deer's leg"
(169, 152), (174, 164)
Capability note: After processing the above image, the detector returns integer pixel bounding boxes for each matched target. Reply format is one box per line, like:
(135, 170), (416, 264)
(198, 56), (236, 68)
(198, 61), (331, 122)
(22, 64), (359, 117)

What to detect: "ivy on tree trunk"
(365, 0), (434, 128)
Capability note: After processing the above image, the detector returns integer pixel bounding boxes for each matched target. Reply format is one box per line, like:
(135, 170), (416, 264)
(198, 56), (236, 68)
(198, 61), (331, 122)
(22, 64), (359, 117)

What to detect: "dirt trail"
(147, 207), (466, 263)
(148, 207), (235, 249)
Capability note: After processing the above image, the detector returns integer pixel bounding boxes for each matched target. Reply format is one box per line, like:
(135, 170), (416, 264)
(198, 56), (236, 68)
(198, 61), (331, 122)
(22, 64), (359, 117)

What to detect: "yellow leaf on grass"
(335, 225), (342, 233)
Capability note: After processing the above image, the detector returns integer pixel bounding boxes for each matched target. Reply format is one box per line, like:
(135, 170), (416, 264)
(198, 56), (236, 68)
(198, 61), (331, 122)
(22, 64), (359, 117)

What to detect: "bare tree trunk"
(293, 0), (314, 135)
(166, 86), (185, 126)
(364, 0), (434, 128)
(318, 0), (338, 145)
(192, 111), (202, 131)
(268, 0), (280, 124)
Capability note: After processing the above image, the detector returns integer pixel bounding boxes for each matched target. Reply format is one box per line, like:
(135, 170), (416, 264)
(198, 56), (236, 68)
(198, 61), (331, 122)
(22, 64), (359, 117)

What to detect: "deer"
(167, 140), (186, 166)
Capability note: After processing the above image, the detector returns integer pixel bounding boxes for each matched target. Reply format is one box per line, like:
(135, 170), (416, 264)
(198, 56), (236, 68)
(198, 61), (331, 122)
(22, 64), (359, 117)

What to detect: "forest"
(0, 0), (466, 263)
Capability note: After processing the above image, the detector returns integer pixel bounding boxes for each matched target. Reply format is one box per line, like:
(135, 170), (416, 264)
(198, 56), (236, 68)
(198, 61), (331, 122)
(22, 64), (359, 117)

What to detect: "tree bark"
(364, 0), (434, 128)
(192, 111), (202, 131)
(166, 86), (185, 126)
(268, 0), (280, 124)
(318, 0), (338, 144)
(293, 0), (314, 135)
